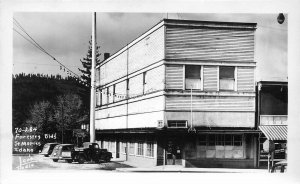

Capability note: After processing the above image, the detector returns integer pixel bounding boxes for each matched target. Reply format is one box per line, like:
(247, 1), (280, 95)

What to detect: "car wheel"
(78, 155), (85, 164)
(66, 159), (73, 163)
(53, 159), (58, 162)
(95, 158), (101, 164)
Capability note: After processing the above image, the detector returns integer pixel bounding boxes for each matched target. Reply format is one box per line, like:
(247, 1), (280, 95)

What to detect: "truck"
(71, 142), (112, 164)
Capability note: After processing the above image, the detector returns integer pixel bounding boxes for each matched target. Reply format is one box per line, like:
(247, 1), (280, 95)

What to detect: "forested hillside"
(12, 73), (90, 132)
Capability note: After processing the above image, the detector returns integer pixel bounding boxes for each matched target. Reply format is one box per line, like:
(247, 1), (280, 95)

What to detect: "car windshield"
(42, 144), (50, 151)
(62, 146), (73, 151)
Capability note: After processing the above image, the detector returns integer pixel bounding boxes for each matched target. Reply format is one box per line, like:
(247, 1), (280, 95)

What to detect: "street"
(12, 154), (133, 170)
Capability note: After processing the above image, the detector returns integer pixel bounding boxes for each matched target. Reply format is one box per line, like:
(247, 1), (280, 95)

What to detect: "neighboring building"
(94, 19), (259, 168)
(256, 81), (288, 168)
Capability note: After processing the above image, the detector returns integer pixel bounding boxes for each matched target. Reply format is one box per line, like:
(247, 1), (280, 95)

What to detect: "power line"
(14, 62), (81, 68)
(13, 18), (89, 86)
(13, 28), (46, 54)
(13, 18), (48, 54)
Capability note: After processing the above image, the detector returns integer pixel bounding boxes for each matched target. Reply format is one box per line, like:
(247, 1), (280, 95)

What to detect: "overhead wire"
(13, 18), (89, 86)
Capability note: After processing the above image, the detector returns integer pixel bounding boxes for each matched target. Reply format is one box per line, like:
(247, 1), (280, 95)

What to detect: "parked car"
(40, 143), (59, 157)
(271, 160), (287, 173)
(50, 144), (74, 163)
(71, 142), (112, 164)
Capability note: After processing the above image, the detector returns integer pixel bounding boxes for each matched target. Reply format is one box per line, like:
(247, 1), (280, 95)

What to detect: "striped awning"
(259, 125), (287, 141)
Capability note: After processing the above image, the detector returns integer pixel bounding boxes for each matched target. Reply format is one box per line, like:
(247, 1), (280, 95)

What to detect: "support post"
(90, 12), (96, 142)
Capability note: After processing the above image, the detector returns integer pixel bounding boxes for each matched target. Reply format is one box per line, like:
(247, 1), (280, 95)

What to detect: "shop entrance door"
(166, 139), (183, 165)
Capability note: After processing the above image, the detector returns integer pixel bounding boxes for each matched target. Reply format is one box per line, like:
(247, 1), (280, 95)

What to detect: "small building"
(256, 81), (288, 168)
(94, 19), (259, 168)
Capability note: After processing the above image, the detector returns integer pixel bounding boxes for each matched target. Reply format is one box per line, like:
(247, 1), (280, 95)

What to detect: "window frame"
(137, 142), (144, 156)
(184, 65), (202, 90)
(219, 66), (236, 91)
(129, 142), (135, 155)
(145, 142), (154, 158)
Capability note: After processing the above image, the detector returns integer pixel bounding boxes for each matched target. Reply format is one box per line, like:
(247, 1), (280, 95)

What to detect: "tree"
(78, 38), (101, 86)
(54, 93), (84, 143)
(25, 100), (57, 140)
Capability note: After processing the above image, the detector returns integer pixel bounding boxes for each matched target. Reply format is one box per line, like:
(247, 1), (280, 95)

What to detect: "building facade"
(257, 81), (288, 169)
(94, 19), (259, 168)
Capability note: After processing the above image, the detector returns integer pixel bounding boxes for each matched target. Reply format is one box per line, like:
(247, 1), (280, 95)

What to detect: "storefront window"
(233, 135), (243, 146)
(197, 134), (244, 159)
(208, 134), (216, 146)
(224, 134), (233, 146)
(137, 142), (144, 156)
(129, 142), (135, 155)
(146, 142), (154, 157)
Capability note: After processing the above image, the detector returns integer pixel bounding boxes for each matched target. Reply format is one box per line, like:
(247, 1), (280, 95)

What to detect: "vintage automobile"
(50, 144), (74, 163)
(40, 143), (59, 157)
(71, 142), (112, 164)
(271, 160), (287, 173)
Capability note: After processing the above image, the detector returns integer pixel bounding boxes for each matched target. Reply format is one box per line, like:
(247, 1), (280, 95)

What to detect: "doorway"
(116, 140), (120, 158)
(166, 139), (183, 165)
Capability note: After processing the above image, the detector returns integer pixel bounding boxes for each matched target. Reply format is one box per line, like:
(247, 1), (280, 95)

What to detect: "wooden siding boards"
(203, 66), (218, 91)
(165, 27), (255, 62)
(166, 96), (255, 111)
(237, 67), (255, 92)
(165, 65), (184, 89)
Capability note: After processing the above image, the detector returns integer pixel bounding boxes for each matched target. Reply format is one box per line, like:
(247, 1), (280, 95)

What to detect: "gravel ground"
(12, 154), (133, 171)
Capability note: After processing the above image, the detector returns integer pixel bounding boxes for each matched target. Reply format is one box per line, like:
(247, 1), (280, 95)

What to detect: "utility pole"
(90, 12), (96, 142)
(61, 103), (64, 144)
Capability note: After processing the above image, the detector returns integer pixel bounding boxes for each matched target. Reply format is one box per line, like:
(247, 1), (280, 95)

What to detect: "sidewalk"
(115, 162), (268, 173)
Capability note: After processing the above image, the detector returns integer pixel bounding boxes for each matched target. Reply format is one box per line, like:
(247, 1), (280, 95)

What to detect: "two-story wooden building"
(94, 19), (259, 168)
(256, 81), (288, 169)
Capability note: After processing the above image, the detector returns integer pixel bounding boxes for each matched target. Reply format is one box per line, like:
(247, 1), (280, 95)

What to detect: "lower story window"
(137, 142), (144, 156)
(197, 134), (244, 159)
(129, 142), (135, 155)
(121, 142), (127, 154)
(146, 142), (154, 157)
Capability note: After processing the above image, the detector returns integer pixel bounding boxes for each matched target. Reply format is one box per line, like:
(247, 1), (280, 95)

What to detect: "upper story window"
(185, 65), (201, 90)
(219, 66), (235, 91)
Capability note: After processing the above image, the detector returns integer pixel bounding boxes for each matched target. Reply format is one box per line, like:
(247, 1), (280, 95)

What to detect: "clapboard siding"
(203, 66), (218, 91)
(237, 67), (255, 91)
(166, 27), (255, 62)
(165, 65), (183, 89)
(99, 26), (164, 86)
(166, 96), (255, 111)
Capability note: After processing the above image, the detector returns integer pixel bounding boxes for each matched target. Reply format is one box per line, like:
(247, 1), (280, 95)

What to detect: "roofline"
(163, 18), (257, 28)
(257, 81), (288, 86)
(97, 19), (165, 68)
(97, 18), (257, 68)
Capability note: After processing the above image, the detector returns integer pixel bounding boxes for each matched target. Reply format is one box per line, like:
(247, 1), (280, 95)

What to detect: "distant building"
(94, 19), (259, 168)
(256, 81), (288, 168)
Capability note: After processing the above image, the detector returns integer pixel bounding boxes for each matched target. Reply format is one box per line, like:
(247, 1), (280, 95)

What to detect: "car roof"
(60, 144), (74, 146)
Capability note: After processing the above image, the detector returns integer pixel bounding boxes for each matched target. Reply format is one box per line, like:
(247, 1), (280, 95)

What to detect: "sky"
(13, 13), (288, 81)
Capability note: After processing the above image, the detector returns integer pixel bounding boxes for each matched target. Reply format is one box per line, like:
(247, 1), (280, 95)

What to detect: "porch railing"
(260, 115), (288, 125)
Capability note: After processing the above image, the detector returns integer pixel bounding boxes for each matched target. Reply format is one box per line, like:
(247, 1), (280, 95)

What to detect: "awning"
(259, 125), (287, 141)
